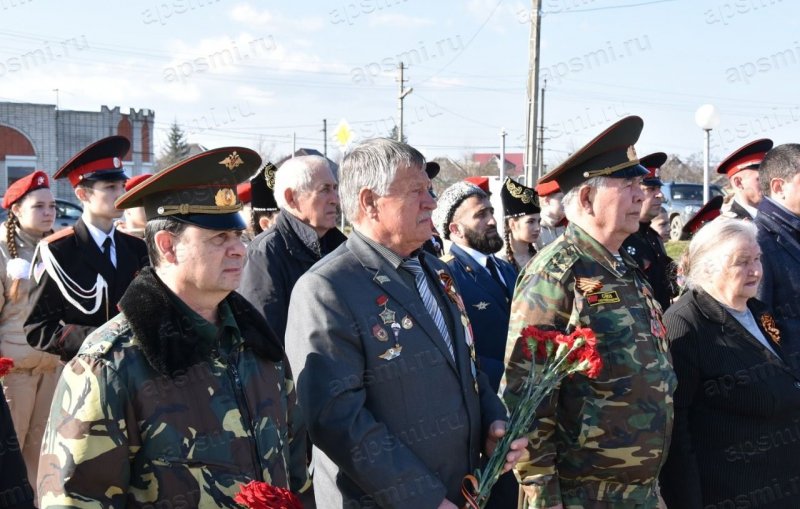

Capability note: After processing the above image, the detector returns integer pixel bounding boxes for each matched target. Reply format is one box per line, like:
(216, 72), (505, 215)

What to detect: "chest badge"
(473, 301), (490, 310)
(586, 290), (621, 306)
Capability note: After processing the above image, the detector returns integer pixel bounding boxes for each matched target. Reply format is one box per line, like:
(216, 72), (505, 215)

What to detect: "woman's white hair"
(273, 155), (332, 210)
(680, 217), (758, 291)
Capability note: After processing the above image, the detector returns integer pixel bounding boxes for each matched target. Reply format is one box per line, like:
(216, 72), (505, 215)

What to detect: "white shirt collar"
(734, 197), (758, 218)
(457, 243), (491, 268)
(84, 220), (116, 251)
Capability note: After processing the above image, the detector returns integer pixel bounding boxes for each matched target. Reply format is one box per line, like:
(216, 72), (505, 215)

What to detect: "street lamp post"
(694, 104), (720, 204)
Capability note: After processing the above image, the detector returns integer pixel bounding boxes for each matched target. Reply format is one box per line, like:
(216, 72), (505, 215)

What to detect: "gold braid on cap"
(156, 203), (243, 215)
(506, 179), (537, 204)
(582, 145), (640, 178)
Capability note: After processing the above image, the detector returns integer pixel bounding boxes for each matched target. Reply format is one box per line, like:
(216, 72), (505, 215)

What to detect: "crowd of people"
(1, 114), (799, 509)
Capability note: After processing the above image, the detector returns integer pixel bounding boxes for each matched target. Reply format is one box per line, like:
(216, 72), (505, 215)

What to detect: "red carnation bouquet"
(234, 481), (303, 509)
(463, 326), (602, 508)
(0, 357), (14, 378)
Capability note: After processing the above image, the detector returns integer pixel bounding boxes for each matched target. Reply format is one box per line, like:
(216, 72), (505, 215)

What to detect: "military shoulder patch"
(440, 253), (455, 263)
(532, 242), (579, 284)
(41, 226), (75, 244)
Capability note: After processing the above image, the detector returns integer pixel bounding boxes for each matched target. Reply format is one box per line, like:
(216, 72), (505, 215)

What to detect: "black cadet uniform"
(622, 152), (675, 311)
(25, 136), (147, 361)
(623, 222), (674, 312)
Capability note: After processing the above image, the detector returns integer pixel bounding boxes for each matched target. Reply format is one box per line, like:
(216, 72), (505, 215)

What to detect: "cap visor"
(169, 212), (246, 231)
(82, 169), (129, 182)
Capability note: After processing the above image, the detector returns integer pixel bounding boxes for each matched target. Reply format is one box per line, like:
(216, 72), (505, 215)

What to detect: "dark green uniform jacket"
(38, 268), (310, 508)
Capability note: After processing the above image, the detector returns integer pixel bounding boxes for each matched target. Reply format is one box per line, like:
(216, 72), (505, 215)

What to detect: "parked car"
(661, 182), (724, 241)
(0, 199), (82, 232)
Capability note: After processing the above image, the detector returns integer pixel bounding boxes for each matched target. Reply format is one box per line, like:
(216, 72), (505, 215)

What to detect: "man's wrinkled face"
(295, 167), (340, 234)
(172, 225), (246, 294)
(590, 177), (645, 236)
(372, 164), (436, 255)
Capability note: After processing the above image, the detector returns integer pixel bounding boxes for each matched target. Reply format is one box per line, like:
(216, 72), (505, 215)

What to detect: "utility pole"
(322, 118), (328, 157)
(524, 0), (542, 187)
(538, 79), (546, 179)
(500, 129), (507, 183)
(397, 62), (413, 142)
(292, 132), (296, 155)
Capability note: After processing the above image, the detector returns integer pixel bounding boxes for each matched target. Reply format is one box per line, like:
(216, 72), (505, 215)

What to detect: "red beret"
(237, 182), (252, 204)
(3, 170), (50, 209)
(535, 180), (561, 197)
(124, 173), (152, 192)
(464, 176), (490, 193)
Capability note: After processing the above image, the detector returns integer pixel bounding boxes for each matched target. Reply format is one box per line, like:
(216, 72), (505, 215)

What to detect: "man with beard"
(433, 181), (515, 392)
(433, 180), (520, 509)
(622, 152), (676, 311)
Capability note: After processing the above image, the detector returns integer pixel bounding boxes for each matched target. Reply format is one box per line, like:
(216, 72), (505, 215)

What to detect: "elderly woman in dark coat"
(659, 218), (800, 509)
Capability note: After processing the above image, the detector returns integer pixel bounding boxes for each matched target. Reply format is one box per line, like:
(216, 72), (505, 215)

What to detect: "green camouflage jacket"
(502, 223), (676, 509)
(38, 268), (310, 508)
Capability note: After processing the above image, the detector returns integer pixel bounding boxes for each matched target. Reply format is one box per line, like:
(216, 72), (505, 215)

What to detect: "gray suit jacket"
(286, 233), (507, 509)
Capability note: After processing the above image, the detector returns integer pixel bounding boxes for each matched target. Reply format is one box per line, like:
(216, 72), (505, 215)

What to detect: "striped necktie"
(401, 257), (455, 361)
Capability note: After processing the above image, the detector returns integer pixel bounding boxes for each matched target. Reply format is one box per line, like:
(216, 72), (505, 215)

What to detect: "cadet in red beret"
(24, 136), (148, 362)
(534, 179), (566, 249)
(0, 170), (59, 499)
(717, 139), (773, 220)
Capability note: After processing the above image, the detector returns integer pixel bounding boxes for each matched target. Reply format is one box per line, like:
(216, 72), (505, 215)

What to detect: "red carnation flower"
(376, 295), (388, 307)
(519, 326), (561, 362)
(234, 481), (303, 509)
(0, 357), (14, 378)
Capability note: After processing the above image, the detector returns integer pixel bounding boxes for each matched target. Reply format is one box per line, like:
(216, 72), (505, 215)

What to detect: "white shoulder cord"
(31, 241), (108, 315)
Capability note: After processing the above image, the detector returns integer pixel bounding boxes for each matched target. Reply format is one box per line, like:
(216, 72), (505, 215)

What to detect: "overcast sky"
(1, 0), (798, 170)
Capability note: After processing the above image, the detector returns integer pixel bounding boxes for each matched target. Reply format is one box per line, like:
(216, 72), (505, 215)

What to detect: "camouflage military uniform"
(38, 268), (310, 508)
(503, 223), (676, 509)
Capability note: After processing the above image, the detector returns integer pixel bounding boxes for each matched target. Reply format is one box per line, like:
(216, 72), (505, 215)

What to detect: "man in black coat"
(239, 155), (346, 344)
(25, 136), (148, 361)
(622, 152), (676, 311)
(755, 143), (800, 359)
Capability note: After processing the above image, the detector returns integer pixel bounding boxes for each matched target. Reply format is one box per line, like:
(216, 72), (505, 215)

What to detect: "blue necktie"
(402, 257), (455, 361)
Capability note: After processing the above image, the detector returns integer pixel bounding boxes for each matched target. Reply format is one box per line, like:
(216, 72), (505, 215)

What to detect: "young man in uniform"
(25, 136), (148, 361)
